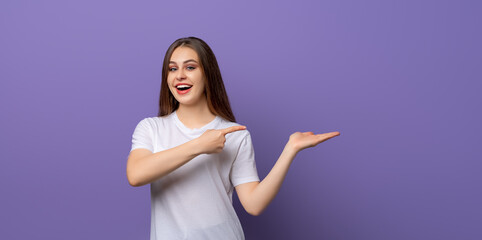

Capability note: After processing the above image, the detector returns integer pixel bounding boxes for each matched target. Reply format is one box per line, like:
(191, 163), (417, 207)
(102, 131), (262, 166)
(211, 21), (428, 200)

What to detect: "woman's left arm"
(235, 131), (340, 216)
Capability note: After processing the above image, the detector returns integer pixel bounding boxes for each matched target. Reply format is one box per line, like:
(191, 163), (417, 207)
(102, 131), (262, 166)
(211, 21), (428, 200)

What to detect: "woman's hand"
(195, 126), (247, 154)
(287, 131), (340, 153)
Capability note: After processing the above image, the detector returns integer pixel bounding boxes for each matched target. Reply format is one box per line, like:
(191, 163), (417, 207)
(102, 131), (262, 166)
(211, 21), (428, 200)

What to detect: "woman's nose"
(176, 68), (186, 80)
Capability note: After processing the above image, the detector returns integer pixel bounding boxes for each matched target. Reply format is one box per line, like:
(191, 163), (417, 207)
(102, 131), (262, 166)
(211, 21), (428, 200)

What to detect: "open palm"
(288, 131), (340, 152)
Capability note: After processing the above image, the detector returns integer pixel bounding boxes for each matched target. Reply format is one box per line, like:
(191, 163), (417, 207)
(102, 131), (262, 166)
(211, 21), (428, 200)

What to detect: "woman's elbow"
(248, 211), (261, 217)
(128, 179), (141, 187)
(246, 207), (264, 216)
(127, 171), (143, 187)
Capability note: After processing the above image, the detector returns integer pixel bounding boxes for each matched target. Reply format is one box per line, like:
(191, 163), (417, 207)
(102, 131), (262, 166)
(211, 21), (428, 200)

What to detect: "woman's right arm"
(126, 125), (246, 187)
(127, 139), (201, 187)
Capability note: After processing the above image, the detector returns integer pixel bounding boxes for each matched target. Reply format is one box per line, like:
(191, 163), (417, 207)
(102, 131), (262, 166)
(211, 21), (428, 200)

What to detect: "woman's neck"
(176, 98), (216, 129)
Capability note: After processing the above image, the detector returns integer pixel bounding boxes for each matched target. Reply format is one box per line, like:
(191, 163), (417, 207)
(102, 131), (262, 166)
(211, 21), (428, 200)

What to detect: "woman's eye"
(169, 67), (177, 71)
(187, 66), (195, 70)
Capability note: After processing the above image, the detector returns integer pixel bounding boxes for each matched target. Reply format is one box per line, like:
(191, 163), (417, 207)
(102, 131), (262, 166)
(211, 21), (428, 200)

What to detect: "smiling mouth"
(176, 86), (192, 91)
(175, 84), (192, 91)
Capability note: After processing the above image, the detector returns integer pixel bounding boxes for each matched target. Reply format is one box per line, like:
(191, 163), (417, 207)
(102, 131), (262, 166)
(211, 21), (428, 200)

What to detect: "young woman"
(127, 37), (340, 240)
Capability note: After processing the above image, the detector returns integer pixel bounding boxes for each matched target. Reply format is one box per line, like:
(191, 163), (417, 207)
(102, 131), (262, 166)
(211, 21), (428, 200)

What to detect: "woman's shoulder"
(216, 116), (242, 128)
(216, 117), (251, 139)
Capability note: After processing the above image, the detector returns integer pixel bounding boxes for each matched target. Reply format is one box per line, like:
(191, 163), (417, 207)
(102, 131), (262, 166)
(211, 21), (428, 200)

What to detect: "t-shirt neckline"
(172, 110), (220, 134)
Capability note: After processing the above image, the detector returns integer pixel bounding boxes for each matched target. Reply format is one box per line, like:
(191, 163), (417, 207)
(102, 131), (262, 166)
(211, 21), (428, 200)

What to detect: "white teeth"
(176, 84), (192, 89)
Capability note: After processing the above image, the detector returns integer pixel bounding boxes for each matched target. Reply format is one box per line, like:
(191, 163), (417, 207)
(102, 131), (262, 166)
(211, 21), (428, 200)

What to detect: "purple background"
(1, 0), (481, 239)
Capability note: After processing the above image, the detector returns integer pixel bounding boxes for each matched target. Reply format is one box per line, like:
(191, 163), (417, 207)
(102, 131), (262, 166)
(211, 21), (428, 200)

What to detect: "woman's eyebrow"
(169, 59), (198, 64)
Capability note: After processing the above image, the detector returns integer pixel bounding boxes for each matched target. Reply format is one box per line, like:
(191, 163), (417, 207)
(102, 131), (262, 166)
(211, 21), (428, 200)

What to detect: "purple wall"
(1, 0), (481, 239)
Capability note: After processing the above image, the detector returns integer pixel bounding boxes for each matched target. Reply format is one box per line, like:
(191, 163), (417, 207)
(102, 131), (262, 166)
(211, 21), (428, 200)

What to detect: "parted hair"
(157, 37), (236, 122)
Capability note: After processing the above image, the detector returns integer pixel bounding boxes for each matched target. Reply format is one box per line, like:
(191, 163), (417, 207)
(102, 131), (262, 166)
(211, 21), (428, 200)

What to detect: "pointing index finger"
(221, 125), (247, 135)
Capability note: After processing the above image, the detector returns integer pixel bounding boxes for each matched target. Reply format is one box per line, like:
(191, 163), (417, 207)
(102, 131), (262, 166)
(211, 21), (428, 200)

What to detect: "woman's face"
(167, 47), (206, 106)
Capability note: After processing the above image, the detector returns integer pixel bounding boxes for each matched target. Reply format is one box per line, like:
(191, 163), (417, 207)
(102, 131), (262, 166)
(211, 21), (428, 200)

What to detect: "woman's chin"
(176, 98), (198, 106)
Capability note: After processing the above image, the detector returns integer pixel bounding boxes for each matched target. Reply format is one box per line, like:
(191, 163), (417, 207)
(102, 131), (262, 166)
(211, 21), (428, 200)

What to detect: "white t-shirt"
(130, 111), (260, 240)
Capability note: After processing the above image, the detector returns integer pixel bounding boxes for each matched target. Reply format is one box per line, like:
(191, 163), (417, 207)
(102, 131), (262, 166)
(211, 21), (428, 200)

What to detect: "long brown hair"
(158, 37), (236, 122)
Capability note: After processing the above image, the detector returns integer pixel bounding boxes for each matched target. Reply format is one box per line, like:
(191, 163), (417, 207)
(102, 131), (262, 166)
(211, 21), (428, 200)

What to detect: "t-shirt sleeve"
(230, 132), (260, 187)
(130, 118), (154, 153)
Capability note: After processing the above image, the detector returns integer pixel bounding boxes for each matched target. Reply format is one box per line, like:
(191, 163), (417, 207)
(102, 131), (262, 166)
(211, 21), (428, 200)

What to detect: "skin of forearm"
(130, 139), (202, 186)
(247, 143), (299, 215)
